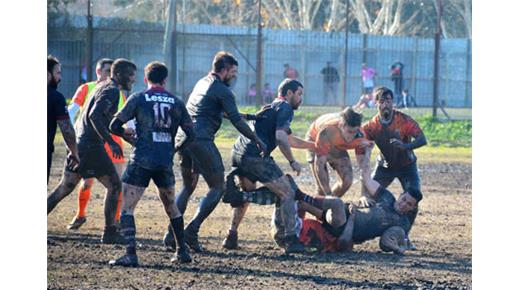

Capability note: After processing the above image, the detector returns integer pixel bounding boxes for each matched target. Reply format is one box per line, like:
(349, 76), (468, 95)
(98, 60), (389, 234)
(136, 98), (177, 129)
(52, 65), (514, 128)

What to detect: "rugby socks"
(120, 214), (137, 256)
(243, 187), (278, 205)
(77, 187), (91, 218)
(170, 216), (187, 250)
(114, 191), (123, 222)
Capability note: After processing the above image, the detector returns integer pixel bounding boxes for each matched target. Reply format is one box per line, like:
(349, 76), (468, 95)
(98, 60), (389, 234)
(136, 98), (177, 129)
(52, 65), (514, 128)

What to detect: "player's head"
(111, 58), (137, 91)
(95, 58), (114, 81)
(402, 88), (409, 95)
(339, 107), (362, 142)
(374, 86), (394, 120)
(395, 188), (422, 213)
(212, 51), (238, 86)
(379, 226), (407, 254)
(144, 61), (168, 86)
(47, 55), (61, 88)
(278, 78), (304, 110)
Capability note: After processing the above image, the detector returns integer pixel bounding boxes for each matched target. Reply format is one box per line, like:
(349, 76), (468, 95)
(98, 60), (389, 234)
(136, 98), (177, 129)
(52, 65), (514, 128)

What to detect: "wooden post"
(255, 0), (263, 108)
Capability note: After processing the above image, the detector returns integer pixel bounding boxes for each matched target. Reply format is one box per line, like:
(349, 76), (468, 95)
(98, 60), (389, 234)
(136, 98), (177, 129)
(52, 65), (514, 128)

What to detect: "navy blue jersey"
(115, 87), (193, 170)
(182, 73), (242, 141)
(352, 187), (412, 243)
(232, 98), (294, 157)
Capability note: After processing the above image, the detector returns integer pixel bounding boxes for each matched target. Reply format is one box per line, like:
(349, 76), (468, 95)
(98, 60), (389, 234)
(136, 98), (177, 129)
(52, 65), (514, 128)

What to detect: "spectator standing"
(262, 82), (274, 104)
(361, 63), (376, 94)
(390, 61), (404, 104)
(283, 63), (299, 79)
(321, 61), (340, 105)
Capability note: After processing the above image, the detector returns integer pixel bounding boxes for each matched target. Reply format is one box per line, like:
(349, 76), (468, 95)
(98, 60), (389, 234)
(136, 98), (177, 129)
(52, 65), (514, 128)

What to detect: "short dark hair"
(47, 55), (60, 73)
(340, 107), (362, 127)
(212, 51), (238, 73)
(96, 58), (114, 69)
(373, 86), (394, 101)
(278, 78), (303, 97)
(144, 61), (168, 84)
(111, 58), (137, 78)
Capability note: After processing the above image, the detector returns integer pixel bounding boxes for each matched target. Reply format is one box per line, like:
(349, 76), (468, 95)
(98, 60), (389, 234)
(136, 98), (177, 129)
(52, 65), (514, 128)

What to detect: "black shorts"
(122, 161), (174, 188)
(179, 140), (224, 176)
(320, 204), (351, 238)
(231, 152), (284, 184)
(71, 147), (117, 179)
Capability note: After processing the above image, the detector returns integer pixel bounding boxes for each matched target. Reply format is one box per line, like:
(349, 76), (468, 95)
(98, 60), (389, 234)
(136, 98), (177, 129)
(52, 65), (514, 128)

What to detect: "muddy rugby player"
(67, 58), (132, 231)
(47, 59), (137, 244)
(108, 61), (193, 267)
(163, 51), (267, 253)
(221, 78), (316, 254)
(305, 107), (372, 197)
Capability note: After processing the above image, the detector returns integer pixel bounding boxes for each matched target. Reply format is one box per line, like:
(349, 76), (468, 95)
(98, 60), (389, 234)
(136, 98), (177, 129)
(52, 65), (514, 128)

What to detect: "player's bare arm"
(57, 119), (80, 169)
(89, 94), (122, 158)
(109, 117), (136, 146)
(314, 155), (332, 195)
(276, 129), (301, 175)
(360, 144), (381, 198)
(288, 134), (315, 150)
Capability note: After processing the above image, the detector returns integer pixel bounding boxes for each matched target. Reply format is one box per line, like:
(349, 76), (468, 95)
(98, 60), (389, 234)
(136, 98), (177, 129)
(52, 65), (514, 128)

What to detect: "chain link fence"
(48, 15), (471, 120)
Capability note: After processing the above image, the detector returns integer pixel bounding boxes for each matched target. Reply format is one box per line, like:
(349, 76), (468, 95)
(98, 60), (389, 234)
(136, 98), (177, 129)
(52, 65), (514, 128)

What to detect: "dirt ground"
(47, 143), (472, 289)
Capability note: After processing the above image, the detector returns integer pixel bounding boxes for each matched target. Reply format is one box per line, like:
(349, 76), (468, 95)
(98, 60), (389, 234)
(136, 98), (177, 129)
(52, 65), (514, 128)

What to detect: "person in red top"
(305, 107), (371, 197)
(66, 58), (133, 230)
(361, 86), (426, 248)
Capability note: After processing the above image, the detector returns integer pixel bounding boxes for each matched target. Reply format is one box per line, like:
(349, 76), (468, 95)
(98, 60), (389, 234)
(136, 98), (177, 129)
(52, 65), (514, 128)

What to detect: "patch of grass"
(216, 106), (472, 148)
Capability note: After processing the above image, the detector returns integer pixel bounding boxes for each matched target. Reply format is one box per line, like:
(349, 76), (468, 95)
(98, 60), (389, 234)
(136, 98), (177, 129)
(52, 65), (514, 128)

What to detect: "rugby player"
(163, 51), (266, 252)
(221, 78), (315, 253)
(361, 86), (427, 248)
(108, 61), (193, 267)
(47, 59), (137, 244)
(305, 107), (371, 197)
(224, 144), (421, 254)
(67, 58), (132, 230)
(47, 55), (79, 182)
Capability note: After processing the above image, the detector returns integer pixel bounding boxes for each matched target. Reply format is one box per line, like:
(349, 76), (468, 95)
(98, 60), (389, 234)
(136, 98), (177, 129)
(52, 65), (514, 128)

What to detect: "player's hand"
(289, 160), (302, 176)
(123, 127), (136, 137)
(359, 140), (375, 149)
(358, 196), (375, 208)
(256, 139), (268, 157)
(66, 152), (80, 172)
(389, 138), (408, 150)
(108, 140), (123, 159)
(348, 203), (358, 214)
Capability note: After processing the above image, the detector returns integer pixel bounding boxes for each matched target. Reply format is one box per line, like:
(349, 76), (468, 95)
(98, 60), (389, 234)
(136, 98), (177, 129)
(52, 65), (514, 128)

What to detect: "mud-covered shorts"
(122, 161), (174, 188)
(69, 146), (117, 179)
(231, 152), (284, 184)
(178, 140), (225, 176)
(320, 203), (351, 238)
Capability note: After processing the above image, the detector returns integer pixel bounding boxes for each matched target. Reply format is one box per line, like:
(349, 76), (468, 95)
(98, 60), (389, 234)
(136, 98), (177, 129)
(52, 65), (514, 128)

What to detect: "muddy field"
(47, 143), (472, 289)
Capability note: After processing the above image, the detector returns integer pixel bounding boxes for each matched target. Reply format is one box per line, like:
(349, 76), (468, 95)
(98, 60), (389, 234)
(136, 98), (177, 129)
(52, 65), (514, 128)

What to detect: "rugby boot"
(184, 224), (204, 253)
(222, 229), (239, 249)
(67, 216), (87, 230)
(109, 254), (139, 267)
(101, 226), (125, 244)
(171, 246), (192, 263)
(284, 234), (305, 254)
(163, 225), (177, 250)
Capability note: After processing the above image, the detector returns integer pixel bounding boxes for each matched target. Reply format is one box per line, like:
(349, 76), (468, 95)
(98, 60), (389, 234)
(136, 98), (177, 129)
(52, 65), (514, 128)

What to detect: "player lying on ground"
(108, 62), (194, 267)
(305, 107), (371, 197)
(220, 79), (316, 254)
(67, 58), (134, 230)
(47, 59), (137, 244)
(223, 144), (422, 254)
